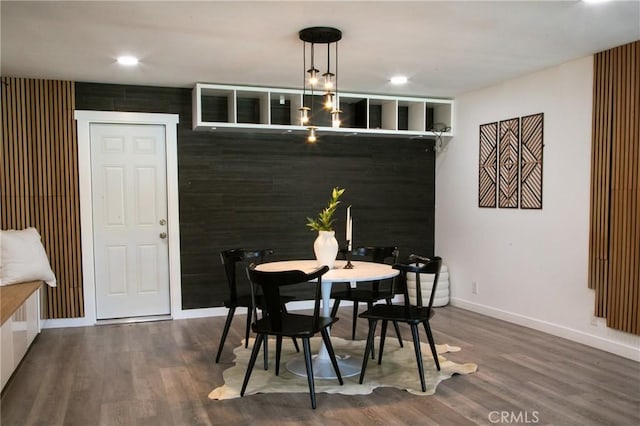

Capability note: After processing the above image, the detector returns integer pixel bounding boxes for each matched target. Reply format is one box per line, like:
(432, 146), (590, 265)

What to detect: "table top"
(256, 259), (398, 283)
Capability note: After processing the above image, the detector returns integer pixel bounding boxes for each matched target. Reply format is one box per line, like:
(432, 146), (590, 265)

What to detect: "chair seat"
(253, 314), (338, 338)
(359, 304), (435, 323)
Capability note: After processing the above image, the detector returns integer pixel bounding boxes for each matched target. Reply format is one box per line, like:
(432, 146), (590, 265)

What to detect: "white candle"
(346, 206), (352, 241)
(349, 217), (353, 250)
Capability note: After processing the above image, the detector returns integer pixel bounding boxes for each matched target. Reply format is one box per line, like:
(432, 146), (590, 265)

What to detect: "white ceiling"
(1, 1), (639, 98)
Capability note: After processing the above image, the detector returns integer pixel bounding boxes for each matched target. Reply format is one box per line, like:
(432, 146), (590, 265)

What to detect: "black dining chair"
(330, 246), (403, 352)
(358, 255), (443, 393)
(241, 264), (343, 409)
(215, 248), (299, 363)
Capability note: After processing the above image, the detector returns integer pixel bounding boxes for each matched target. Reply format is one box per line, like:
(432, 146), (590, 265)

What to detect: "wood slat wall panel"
(1, 77), (83, 319)
(589, 41), (640, 335)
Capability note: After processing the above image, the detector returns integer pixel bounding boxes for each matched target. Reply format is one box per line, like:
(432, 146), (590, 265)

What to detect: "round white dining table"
(255, 259), (399, 379)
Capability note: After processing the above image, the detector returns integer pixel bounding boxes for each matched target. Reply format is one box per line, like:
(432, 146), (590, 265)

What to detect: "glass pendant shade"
(331, 110), (341, 128)
(323, 72), (335, 90)
(307, 127), (317, 143)
(308, 67), (319, 86)
(299, 106), (310, 125)
(324, 92), (334, 110)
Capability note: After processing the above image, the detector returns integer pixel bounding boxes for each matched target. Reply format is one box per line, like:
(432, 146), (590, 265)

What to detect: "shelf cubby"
(338, 95), (368, 129)
(236, 89), (269, 125)
(270, 90), (302, 126)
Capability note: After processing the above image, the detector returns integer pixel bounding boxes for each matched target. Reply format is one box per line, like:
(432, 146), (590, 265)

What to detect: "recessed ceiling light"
(117, 55), (139, 66)
(390, 75), (408, 85)
(582, 0), (612, 3)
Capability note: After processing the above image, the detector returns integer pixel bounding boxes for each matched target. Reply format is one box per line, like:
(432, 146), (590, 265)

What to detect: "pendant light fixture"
(299, 27), (342, 143)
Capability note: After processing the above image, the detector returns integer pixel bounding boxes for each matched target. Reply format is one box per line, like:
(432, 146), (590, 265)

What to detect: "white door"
(90, 123), (171, 319)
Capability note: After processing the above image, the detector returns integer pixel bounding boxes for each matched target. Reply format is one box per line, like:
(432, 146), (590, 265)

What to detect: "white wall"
(435, 55), (640, 361)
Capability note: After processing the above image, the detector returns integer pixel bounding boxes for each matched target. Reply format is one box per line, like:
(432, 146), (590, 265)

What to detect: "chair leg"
(378, 320), (388, 364)
(366, 302), (376, 359)
(392, 321), (404, 348)
(410, 324), (427, 392)
(423, 321), (440, 371)
(275, 336), (283, 376)
(245, 308), (253, 348)
(351, 301), (359, 340)
(330, 299), (341, 318)
(386, 298), (404, 348)
(282, 304), (300, 352)
(359, 319), (377, 385)
(320, 328), (343, 385)
(240, 333), (264, 397)
(263, 335), (269, 370)
(215, 306), (236, 363)
(302, 337), (317, 409)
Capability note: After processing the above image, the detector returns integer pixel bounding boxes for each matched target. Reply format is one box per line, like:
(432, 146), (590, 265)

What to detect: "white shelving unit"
(192, 83), (454, 137)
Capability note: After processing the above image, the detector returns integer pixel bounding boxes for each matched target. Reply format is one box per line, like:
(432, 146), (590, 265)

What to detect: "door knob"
(159, 219), (166, 226)
(159, 232), (167, 239)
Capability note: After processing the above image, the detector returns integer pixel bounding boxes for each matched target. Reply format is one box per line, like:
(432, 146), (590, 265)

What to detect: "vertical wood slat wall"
(589, 41), (640, 335)
(1, 77), (83, 319)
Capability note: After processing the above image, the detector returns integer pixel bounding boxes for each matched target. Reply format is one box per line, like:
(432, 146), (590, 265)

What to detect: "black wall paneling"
(76, 83), (436, 310)
(270, 98), (291, 125)
(202, 96), (228, 122)
(236, 97), (260, 124)
(398, 106), (409, 131)
(369, 104), (382, 129)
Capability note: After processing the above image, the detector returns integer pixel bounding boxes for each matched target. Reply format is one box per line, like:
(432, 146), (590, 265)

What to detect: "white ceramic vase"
(313, 230), (339, 269)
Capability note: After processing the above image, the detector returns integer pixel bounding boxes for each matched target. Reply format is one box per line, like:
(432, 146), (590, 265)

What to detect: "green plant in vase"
(306, 187), (345, 231)
(307, 187), (345, 268)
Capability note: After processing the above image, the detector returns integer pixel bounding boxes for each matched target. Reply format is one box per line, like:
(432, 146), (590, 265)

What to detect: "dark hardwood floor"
(1, 306), (638, 426)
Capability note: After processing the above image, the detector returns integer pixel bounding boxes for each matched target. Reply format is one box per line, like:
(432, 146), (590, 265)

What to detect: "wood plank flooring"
(1, 306), (639, 425)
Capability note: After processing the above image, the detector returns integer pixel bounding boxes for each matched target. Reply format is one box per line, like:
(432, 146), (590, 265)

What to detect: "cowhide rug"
(209, 336), (477, 399)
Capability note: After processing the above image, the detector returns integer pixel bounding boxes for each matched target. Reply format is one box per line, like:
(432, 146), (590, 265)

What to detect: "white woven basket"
(405, 264), (450, 307)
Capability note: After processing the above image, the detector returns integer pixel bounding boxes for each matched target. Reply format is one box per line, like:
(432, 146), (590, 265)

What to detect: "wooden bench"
(1, 280), (42, 390)
(1, 281), (42, 325)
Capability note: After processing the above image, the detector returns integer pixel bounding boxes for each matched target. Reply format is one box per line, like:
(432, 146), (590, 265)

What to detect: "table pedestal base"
(286, 354), (361, 379)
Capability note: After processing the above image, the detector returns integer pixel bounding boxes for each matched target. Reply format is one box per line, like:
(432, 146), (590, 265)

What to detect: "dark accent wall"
(75, 83), (436, 309)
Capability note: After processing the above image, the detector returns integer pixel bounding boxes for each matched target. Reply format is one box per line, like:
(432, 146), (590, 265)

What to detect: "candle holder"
(344, 241), (354, 269)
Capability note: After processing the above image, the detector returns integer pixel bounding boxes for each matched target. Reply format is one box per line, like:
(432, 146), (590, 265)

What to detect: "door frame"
(75, 111), (181, 325)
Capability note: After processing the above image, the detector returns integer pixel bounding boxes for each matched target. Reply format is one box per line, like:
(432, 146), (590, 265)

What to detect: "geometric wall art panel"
(498, 118), (520, 208)
(519, 113), (544, 209)
(479, 122), (498, 208)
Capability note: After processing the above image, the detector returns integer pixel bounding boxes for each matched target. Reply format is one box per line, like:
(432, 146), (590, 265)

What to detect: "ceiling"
(1, 1), (639, 98)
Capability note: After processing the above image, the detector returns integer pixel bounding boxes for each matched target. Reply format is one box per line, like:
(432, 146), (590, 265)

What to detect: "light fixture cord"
(302, 40), (306, 98)
(335, 40), (339, 99)
(327, 42), (330, 88)
(310, 42), (314, 125)
(310, 42), (315, 76)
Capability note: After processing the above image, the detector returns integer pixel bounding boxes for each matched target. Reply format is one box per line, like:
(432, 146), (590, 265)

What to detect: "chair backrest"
(393, 255), (442, 312)
(351, 246), (399, 264)
(348, 246), (399, 294)
(220, 248), (273, 303)
(246, 264), (329, 331)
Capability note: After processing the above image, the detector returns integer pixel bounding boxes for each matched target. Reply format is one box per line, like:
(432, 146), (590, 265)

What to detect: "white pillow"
(0, 227), (57, 287)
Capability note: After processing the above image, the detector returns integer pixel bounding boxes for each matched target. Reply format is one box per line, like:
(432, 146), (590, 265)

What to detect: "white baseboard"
(172, 306), (232, 320)
(41, 317), (94, 329)
(450, 298), (640, 362)
(41, 301), (338, 328)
